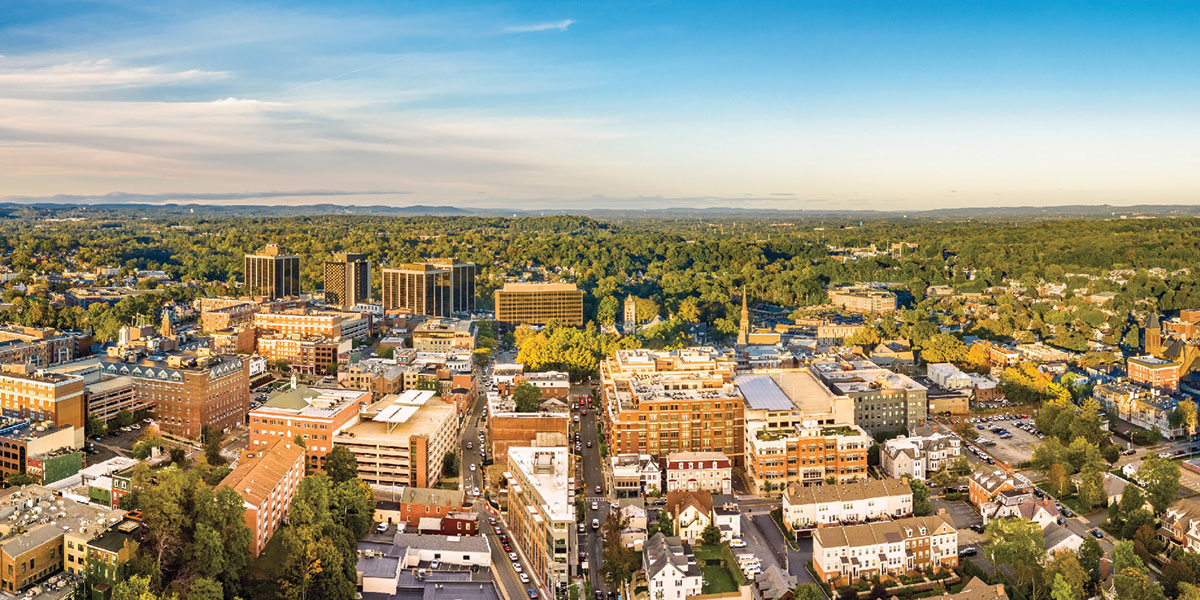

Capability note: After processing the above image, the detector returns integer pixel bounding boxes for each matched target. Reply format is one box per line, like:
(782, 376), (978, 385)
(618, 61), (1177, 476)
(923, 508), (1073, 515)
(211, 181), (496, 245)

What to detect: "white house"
(712, 496), (742, 542)
(611, 454), (663, 497)
(782, 478), (913, 530)
(1043, 524), (1084, 557)
(665, 451), (732, 495)
(644, 533), (702, 600)
(667, 491), (713, 544)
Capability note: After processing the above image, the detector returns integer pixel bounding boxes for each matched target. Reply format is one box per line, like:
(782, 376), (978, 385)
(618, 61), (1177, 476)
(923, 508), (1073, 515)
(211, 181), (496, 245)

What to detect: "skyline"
(3, 1), (1200, 210)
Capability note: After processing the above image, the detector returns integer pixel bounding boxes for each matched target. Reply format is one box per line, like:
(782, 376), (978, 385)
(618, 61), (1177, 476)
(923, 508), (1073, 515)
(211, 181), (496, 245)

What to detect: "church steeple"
(737, 286), (749, 346)
(159, 307), (175, 339)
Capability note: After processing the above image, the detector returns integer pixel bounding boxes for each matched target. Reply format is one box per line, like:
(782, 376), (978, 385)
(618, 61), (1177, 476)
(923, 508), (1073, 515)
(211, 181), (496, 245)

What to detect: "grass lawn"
(701, 565), (738, 594)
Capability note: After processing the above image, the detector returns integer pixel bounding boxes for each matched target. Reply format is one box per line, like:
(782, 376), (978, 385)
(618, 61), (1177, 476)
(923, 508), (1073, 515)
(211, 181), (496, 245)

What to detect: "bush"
(945, 491), (963, 501)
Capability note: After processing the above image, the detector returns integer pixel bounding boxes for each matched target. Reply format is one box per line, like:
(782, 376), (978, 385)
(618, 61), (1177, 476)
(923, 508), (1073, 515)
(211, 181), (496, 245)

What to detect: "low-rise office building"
(334, 390), (458, 488)
(412, 318), (477, 352)
(744, 418), (870, 492)
(0, 366), (86, 431)
(98, 351), (248, 440)
(248, 385), (372, 471)
(1128, 355), (1181, 391)
(494, 282), (584, 326)
(487, 392), (569, 467)
(609, 454), (662, 497)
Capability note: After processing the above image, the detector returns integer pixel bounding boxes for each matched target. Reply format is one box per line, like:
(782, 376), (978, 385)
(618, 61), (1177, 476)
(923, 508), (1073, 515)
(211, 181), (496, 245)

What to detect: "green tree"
(113, 575), (170, 600)
(700, 523), (721, 547)
(184, 578), (222, 600)
(1046, 463), (1070, 498)
(443, 451), (460, 477)
(1078, 536), (1104, 588)
(324, 446), (358, 483)
(793, 585), (825, 600)
(909, 478), (932, 516)
(1045, 550), (1087, 600)
(87, 415), (108, 437)
(112, 408), (135, 429)
(1161, 559), (1196, 599)
(1077, 465), (1106, 512)
(984, 518), (1046, 600)
(513, 382), (543, 412)
(1032, 437), (1068, 471)
(201, 425), (225, 466)
(1050, 574), (1073, 600)
(600, 515), (638, 591)
(293, 433), (306, 448)
(1144, 456), (1182, 515)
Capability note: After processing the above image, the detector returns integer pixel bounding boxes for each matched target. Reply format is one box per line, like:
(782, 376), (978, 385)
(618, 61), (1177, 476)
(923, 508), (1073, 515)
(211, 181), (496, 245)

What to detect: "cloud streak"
(0, 190), (408, 205)
(505, 19), (575, 33)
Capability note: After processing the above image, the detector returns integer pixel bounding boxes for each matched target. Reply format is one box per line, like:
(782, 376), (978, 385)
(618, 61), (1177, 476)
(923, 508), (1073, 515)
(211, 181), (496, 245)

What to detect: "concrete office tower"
(381, 263), (451, 316)
(244, 244), (300, 299)
(428, 258), (476, 313)
(324, 253), (371, 309)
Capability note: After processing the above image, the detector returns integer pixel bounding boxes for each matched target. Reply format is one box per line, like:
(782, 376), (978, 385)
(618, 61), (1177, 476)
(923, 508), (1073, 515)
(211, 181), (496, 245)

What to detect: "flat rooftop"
(340, 394), (455, 443)
(498, 282), (579, 292)
(255, 385), (370, 418)
(763, 370), (841, 413)
(507, 446), (573, 522)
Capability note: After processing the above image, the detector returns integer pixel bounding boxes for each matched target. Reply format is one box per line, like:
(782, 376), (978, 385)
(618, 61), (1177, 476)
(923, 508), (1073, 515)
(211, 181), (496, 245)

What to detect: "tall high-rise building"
(244, 244), (300, 299)
(324, 253), (371, 309)
(428, 258), (476, 313)
(381, 264), (451, 316)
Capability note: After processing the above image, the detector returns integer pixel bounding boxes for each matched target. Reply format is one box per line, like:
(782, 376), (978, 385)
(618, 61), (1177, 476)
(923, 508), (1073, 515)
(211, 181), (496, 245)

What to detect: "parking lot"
(960, 413), (1042, 467)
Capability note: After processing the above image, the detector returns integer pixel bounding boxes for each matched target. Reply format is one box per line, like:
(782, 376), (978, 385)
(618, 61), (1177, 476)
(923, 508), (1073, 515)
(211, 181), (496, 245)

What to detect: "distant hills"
(2, 201), (1200, 221)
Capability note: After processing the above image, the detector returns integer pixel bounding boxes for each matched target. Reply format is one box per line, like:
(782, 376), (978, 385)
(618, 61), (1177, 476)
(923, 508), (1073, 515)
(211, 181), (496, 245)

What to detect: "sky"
(2, 0), (1200, 210)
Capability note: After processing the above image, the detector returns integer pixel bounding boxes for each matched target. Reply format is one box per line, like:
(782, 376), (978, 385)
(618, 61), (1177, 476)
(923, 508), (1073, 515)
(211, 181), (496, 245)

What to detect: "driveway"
(739, 514), (783, 573)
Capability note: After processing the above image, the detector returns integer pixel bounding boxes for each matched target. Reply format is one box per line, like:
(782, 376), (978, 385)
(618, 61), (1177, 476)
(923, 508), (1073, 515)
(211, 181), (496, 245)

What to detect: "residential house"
(666, 491), (713, 544)
(752, 565), (798, 600)
(610, 454), (663, 497)
(968, 469), (1019, 509)
(1043, 526), (1084, 558)
(1159, 498), (1200, 553)
(665, 451), (733, 495)
(643, 533), (702, 600)
(781, 478), (913, 531)
(712, 494), (742, 542)
(880, 432), (961, 480)
(811, 512), (958, 584)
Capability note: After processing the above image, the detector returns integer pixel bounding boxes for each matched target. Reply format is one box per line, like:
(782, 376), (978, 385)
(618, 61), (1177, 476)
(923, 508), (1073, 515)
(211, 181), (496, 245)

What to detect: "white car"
(514, 564), (523, 573)
(729, 539), (747, 548)
(470, 464), (477, 472)
(375, 522), (388, 533)
(591, 502), (598, 510)
(509, 552), (518, 561)
(474, 487), (481, 496)
(520, 573), (530, 583)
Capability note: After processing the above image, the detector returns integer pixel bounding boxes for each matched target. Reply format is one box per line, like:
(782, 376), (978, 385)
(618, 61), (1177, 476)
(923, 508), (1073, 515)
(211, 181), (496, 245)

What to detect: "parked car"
(592, 519), (600, 530)
(958, 547), (977, 557)
(520, 574), (530, 583)
(375, 522), (388, 533)
(970, 524), (985, 533)
(729, 538), (747, 548)
(508, 552), (518, 561)
(1091, 529), (1103, 538)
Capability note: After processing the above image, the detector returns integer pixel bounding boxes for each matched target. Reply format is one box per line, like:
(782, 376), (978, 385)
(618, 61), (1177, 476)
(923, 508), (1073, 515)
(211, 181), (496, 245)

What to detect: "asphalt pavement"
(578, 395), (612, 596)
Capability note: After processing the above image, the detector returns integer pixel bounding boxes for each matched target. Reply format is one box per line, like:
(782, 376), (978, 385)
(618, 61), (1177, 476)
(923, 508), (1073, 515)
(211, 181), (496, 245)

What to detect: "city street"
(577, 393), (612, 597)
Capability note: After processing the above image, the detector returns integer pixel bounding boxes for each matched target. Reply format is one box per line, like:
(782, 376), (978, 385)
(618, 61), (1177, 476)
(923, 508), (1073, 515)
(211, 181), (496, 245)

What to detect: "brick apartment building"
(601, 348), (744, 466)
(220, 438), (306, 556)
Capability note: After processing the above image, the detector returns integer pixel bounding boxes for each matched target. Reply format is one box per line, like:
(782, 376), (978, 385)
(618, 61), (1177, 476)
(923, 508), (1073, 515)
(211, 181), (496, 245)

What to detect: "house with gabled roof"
(666, 491), (713, 544)
(811, 512), (958, 584)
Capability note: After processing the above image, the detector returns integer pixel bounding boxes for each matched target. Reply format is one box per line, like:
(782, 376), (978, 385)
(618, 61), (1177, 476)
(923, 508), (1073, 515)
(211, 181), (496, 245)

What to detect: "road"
(577, 392), (612, 598)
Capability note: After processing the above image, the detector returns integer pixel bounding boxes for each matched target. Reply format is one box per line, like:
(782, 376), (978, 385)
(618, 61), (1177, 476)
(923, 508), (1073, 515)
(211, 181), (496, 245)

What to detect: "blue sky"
(2, 1), (1199, 209)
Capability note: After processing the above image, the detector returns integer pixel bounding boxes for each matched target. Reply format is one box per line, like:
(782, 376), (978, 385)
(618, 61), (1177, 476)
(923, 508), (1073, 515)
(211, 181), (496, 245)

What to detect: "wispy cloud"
(0, 190), (408, 205)
(504, 19), (575, 33)
(0, 59), (225, 92)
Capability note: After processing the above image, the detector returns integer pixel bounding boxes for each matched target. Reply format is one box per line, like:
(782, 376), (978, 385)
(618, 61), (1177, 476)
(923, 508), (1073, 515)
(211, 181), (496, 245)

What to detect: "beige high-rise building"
(494, 282), (584, 326)
(244, 244), (300, 299)
(323, 253), (371, 309)
(381, 264), (451, 316)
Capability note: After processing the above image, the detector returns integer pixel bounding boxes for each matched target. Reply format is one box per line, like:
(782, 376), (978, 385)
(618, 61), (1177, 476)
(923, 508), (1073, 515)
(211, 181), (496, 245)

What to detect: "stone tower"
(737, 286), (750, 347)
(159, 307), (175, 339)
(624, 296), (638, 334)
